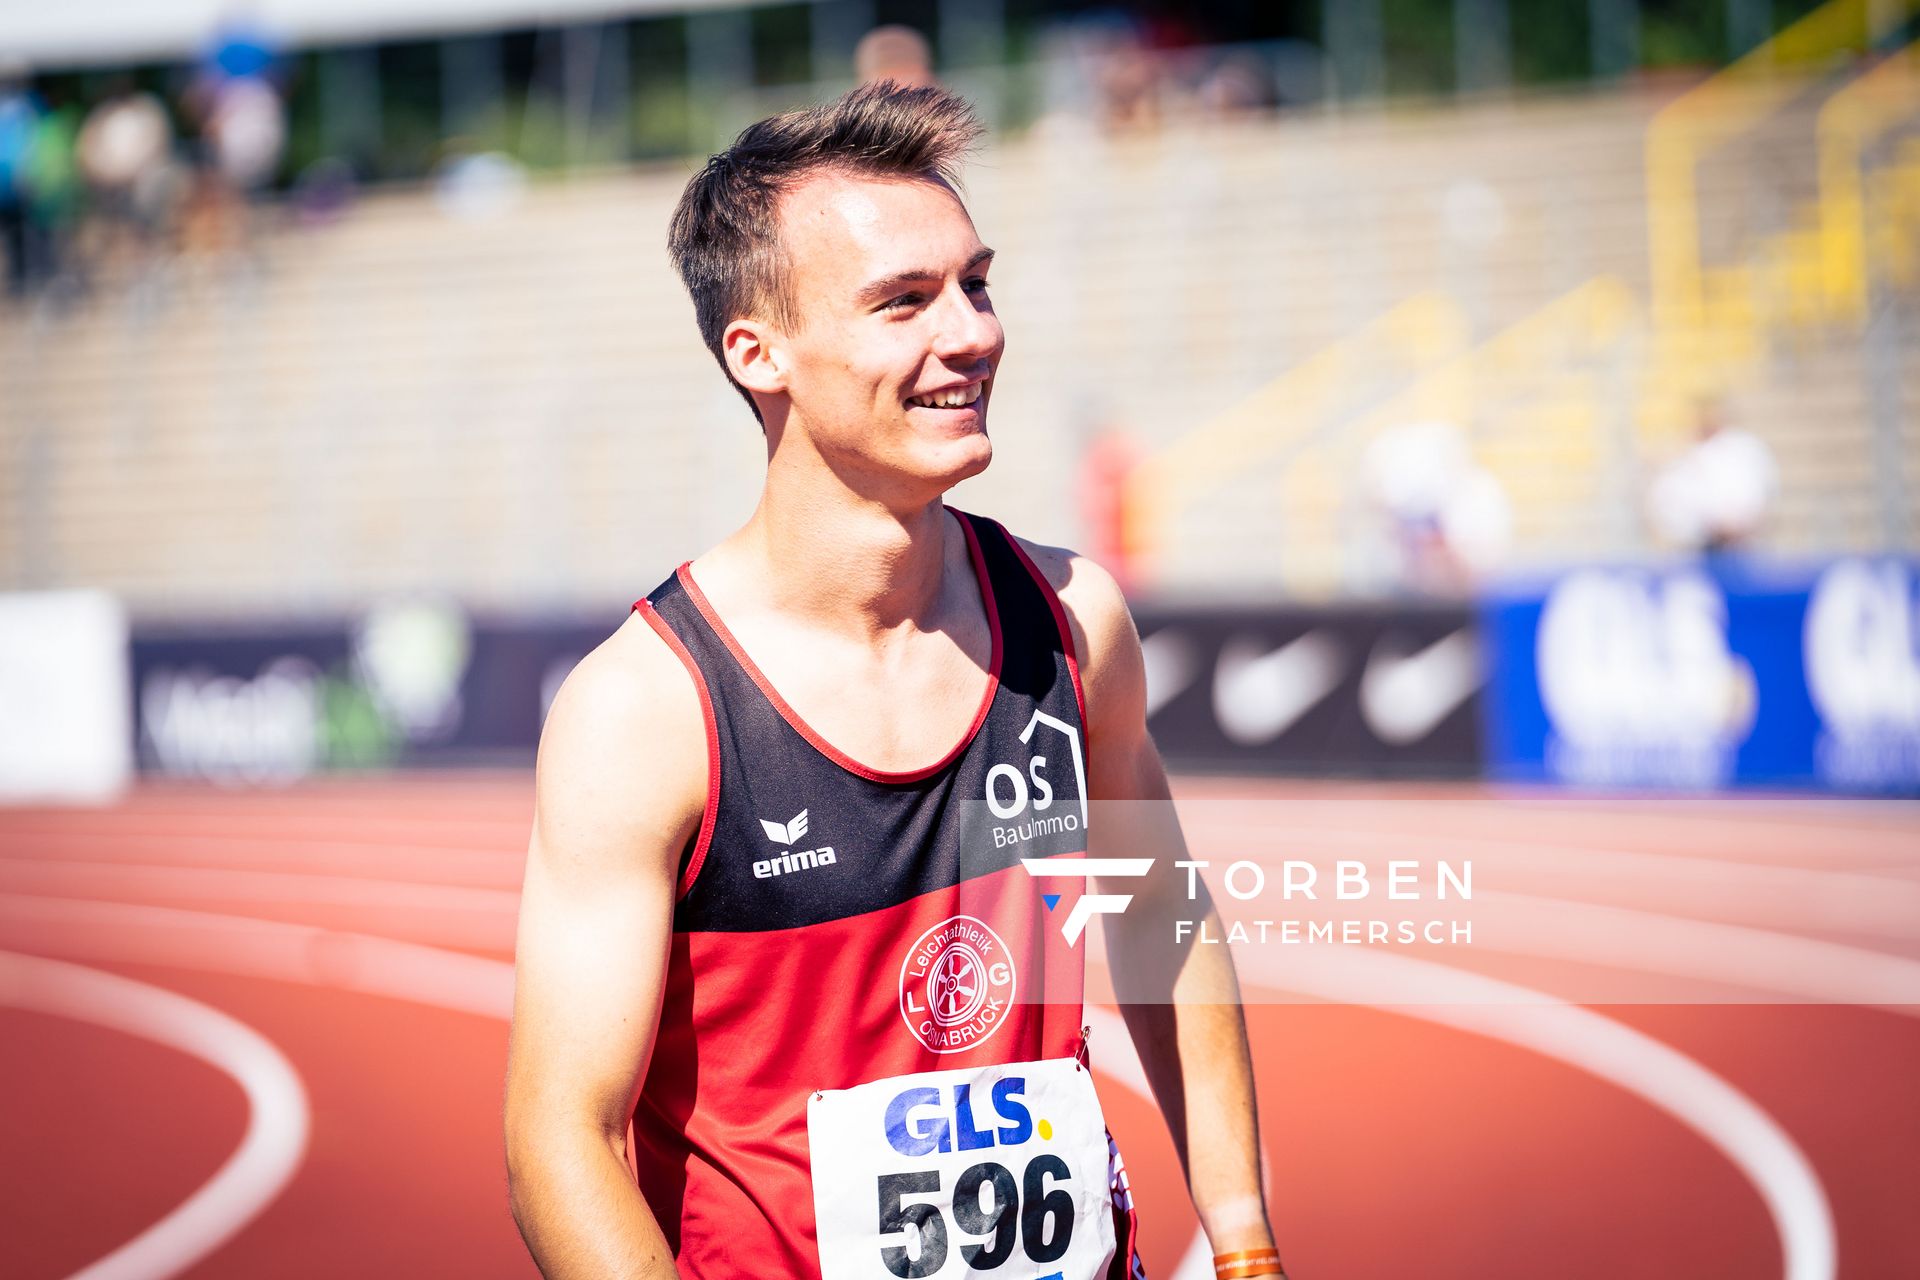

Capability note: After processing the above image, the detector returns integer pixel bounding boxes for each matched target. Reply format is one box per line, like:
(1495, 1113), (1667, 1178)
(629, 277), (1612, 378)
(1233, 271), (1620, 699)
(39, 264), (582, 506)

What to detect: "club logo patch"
(898, 915), (1016, 1054)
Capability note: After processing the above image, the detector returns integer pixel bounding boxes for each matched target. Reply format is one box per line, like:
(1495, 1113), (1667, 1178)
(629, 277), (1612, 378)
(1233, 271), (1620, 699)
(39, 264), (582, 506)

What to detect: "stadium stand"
(1, 53), (1914, 611)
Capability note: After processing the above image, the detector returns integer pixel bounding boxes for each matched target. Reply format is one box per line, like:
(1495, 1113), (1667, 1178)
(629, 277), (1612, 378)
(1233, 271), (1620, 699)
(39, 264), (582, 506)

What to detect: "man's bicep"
(506, 632), (705, 1149)
(508, 828), (678, 1140)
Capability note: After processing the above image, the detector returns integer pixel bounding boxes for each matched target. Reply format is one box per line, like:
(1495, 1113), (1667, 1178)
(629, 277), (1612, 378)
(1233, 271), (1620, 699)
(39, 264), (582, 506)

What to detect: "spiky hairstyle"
(667, 81), (984, 422)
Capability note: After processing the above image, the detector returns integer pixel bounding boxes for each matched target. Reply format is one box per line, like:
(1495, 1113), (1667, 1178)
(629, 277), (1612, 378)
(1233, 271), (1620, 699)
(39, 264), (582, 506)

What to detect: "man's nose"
(931, 283), (1003, 364)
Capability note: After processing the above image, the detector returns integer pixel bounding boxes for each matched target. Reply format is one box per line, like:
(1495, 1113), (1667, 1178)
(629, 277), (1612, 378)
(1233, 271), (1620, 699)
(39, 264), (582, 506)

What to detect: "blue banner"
(1479, 557), (1920, 793)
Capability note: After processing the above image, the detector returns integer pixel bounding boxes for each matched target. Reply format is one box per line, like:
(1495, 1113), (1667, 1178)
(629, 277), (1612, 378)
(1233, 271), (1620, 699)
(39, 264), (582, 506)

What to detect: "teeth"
(910, 383), (981, 409)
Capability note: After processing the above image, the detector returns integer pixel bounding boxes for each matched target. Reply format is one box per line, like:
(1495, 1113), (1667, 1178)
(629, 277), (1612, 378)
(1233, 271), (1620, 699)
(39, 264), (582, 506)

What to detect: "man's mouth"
(907, 381), (985, 410)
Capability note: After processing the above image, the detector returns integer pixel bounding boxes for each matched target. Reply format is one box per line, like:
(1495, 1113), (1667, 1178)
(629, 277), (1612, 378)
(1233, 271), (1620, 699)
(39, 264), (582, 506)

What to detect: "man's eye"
(884, 293), (923, 310)
(964, 277), (990, 294)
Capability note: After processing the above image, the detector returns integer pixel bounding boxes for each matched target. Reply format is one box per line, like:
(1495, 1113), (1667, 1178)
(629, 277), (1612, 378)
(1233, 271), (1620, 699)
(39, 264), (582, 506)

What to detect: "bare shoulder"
(532, 608), (708, 885)
(1007, 535), (1144, 732)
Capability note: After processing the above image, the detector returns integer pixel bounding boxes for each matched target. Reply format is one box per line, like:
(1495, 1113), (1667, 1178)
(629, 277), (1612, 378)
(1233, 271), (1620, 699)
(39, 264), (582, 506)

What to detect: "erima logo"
(1020, 859), (1154, 945)
(755, 807), (836, 879)
(761, 809), (810, 845)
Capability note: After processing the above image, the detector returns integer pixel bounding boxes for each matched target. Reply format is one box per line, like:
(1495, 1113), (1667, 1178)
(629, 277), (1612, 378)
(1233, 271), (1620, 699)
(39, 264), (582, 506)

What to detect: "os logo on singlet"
(984, 711), (1090, 851)
(899, 916), (1016, 1053)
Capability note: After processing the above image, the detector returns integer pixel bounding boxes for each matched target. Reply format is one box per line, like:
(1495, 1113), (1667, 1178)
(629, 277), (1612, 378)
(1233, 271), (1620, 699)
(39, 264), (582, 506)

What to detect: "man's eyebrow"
(855, 247), (996, 305)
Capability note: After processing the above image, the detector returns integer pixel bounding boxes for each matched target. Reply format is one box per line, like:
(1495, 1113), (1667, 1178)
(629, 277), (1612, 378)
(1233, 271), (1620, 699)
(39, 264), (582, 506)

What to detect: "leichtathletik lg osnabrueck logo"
(898, 915), (1017, 1053)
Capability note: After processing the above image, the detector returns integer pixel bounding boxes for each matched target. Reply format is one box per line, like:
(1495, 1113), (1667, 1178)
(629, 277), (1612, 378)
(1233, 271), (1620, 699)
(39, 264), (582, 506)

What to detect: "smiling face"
(731, 170), (1004, 500)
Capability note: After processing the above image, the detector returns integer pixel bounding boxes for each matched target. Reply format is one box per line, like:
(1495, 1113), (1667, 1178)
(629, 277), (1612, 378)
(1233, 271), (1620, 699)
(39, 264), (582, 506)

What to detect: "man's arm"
(504, 613), (706, 1279)
(1033, 543), (1282, 1269)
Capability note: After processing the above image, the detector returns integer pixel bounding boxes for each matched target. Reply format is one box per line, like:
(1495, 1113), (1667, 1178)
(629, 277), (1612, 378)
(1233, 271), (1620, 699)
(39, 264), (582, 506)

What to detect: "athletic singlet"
(631, 509), (1145, 1279)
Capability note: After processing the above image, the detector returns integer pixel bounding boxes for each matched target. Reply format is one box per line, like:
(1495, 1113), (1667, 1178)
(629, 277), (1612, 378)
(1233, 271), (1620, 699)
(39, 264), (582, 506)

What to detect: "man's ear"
(722, 318), (787, 397)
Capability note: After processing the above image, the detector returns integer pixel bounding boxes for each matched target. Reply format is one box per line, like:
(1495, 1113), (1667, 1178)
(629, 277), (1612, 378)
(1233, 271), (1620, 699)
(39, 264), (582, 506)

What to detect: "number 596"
(876, 1155), (1076, 1277)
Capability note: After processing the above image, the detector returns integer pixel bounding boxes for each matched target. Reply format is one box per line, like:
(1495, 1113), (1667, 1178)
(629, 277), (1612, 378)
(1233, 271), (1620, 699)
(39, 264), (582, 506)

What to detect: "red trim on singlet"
(634, 599), (721, 900)
(1001, 524), (1091, 728)
(672, 511), (1004, 785)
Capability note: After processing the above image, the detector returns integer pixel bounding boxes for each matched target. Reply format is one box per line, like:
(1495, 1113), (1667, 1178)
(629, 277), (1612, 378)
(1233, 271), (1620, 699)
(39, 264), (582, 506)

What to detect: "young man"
(504, 82), (1284, 1280)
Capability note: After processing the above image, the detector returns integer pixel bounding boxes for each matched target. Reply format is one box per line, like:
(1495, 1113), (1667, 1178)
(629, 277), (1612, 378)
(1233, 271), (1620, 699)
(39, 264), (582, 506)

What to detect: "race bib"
(808, 1058), (1116, 1280)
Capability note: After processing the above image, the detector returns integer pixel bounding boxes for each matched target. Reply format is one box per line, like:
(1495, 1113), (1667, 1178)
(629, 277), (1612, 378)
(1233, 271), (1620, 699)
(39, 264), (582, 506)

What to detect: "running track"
(3, 776), (1916, 1279)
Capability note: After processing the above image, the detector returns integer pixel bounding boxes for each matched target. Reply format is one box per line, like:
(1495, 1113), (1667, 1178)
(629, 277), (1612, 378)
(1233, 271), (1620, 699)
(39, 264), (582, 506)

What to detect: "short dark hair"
(667, 81), (984, 422)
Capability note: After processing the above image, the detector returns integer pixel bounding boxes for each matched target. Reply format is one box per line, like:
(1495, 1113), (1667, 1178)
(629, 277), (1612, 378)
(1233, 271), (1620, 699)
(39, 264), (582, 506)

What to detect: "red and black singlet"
(631, 509), (1141, 1278)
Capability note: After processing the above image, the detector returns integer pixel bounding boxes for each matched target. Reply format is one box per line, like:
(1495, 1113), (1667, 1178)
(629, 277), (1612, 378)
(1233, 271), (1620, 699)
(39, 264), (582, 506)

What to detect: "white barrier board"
(0, 591), (132, 803)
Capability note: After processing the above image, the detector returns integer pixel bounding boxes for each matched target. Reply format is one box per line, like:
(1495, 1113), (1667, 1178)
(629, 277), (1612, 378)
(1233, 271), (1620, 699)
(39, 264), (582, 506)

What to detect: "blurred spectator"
(1365, 419), (1513, 592)
(1648, 401), (1779, 555)
(433, 146), (527, 222)
(1077, 431), (1144, 591)
(204, 74), (284, 195)
(21, 87), (82, 295)
(183, 16), (286, 264)
(1197, 50), (1277, 118)
(0, 58), (42, 295)
(77, 77), (177, 273)
(1094, 26), (1163, 130)
(289, 156), (357, 228)
(854, 26), (936, 88)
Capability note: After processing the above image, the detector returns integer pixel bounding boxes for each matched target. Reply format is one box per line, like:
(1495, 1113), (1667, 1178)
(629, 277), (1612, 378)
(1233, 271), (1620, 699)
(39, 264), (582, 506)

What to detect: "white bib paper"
(808, 1057), (1115, 1280)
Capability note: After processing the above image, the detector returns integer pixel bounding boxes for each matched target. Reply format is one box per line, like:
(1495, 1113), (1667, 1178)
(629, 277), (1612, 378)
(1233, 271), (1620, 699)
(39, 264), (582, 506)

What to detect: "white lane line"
(0, 895), (514, 1018)
(1412, 996), (1835, 1280)
(1197, 890), (1920, 1010)
(1094, 951), (1842, 1280)
(0, 819), (530, 852)
(0, 860), (523, 915)
(0, 867), (518, 955)
(1179, 824), (1920, 939)
(1172, 803), (1920, 864)
(1090, 952), (1838, 1280)
(16, 831), (1920, 1011)
(7, 822), (529, 851)
(1466, 891), (1920, 1008)
(0, 950), (310, 1280)
(2, 836), (526, 885)
(1170, 783), (1920, 835)
(26, 811), (1911, 949)
(1216, 944), (1836, 1280)
(1184, 811), (1920, 871)
(16, 819), (1920, 1011)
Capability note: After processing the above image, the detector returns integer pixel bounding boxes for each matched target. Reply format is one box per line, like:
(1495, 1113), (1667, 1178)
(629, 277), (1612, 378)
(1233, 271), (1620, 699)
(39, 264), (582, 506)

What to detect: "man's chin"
(927, 431), (993, 488)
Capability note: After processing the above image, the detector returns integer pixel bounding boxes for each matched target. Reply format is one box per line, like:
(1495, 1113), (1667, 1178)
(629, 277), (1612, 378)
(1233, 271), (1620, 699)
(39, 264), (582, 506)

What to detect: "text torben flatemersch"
(1173, 859), (1474, 946)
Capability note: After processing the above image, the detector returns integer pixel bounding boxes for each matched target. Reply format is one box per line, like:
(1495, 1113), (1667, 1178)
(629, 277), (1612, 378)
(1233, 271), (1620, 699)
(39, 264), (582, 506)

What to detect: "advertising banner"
(1133, 602), (1485, 776)
(128, 557), (1917, 793)
(1479, 556), (1920, 793)
(133, 602), (614, 782)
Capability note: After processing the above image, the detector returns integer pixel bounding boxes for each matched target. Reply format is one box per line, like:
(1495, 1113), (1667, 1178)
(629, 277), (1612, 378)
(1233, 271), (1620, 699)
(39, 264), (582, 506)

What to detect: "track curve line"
(1223, 944), (1837, 1280)
(0, 950), (310, 1280)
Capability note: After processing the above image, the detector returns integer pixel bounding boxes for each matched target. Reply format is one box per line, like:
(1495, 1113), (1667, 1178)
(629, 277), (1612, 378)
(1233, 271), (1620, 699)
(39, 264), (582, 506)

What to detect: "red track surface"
(2, 776), (1916, 1279)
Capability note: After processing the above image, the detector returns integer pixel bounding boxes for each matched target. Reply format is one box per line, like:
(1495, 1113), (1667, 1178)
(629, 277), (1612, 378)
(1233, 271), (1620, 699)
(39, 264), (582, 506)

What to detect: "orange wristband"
(1214, 1246), (1285, 1279)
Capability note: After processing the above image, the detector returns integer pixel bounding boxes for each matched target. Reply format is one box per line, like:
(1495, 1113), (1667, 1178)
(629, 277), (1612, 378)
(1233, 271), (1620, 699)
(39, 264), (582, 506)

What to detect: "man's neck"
(722, 485), (960, 643)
